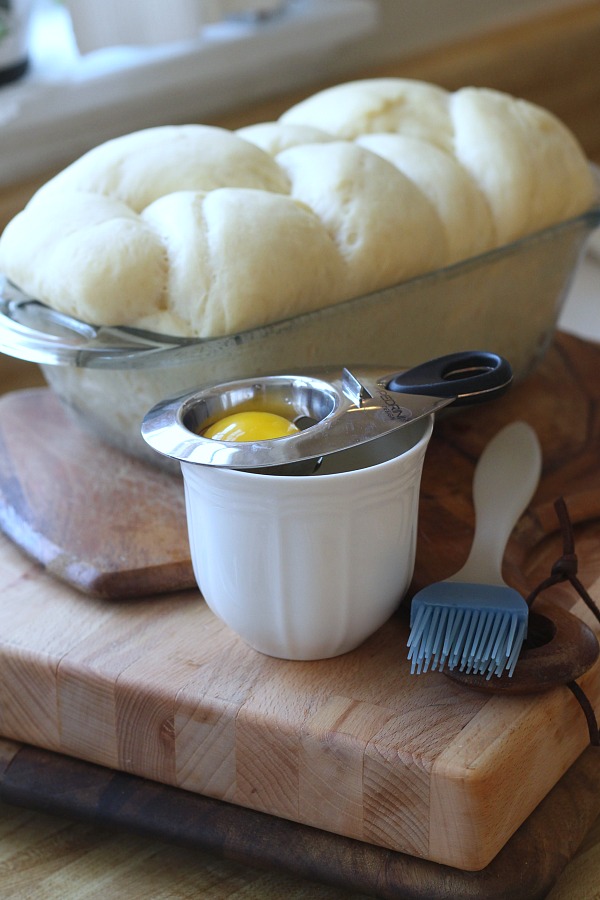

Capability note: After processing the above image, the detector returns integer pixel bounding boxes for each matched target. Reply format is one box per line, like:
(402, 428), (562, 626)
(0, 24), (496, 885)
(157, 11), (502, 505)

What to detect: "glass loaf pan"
(1, 191), (599, 472)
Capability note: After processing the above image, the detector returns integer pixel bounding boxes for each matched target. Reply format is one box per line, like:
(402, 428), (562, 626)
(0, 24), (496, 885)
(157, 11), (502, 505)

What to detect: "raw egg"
(202, 410), (300, 442)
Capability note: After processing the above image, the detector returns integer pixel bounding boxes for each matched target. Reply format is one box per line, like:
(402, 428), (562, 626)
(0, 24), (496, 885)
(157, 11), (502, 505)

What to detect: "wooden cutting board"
(0, 332), (598, 874)
(1, 738), (598, 900)
(0, 389), (195, 598)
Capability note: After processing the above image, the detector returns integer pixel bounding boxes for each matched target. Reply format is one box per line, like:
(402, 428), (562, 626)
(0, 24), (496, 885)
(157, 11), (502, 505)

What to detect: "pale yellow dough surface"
(0, 78), (595, 337)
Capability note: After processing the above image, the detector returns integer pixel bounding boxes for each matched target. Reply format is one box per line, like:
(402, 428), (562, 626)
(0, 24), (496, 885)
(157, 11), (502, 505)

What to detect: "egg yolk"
(202, 410), (300, 442)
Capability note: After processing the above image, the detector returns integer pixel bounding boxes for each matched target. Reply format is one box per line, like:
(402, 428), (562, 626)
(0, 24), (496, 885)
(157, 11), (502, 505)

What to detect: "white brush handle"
(450, 421), (542, 585)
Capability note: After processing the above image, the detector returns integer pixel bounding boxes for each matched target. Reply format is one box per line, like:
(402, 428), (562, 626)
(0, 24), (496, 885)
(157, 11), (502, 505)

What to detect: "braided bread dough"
(0, 79), (594, 338)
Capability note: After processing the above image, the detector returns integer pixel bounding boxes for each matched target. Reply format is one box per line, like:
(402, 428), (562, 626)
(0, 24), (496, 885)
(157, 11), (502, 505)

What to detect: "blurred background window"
(0, 0), (588, 186)
(0, 0), (378, 185)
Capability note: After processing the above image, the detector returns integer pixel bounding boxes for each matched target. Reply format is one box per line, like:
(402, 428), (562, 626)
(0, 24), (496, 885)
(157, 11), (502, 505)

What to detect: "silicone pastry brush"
(407, 421), (542, 678)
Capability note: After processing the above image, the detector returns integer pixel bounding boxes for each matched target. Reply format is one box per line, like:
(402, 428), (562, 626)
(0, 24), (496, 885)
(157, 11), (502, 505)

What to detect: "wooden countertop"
(1, 2), (600, 896)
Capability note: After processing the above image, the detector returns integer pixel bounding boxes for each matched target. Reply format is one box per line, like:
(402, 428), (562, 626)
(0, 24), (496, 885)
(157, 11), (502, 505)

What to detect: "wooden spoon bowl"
(445, 606), (599, 694)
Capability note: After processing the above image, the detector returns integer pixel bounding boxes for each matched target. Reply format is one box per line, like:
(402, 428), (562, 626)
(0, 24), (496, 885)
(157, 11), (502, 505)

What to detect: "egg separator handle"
(385, 350), (513, 406)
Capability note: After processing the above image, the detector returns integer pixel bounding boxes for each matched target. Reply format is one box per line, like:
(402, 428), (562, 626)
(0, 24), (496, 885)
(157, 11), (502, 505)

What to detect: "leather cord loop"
(447, 498), (600, 745)
(567, 681), (600, 747)
(525, 497), (600, 626)
(525, 497), (600, 746)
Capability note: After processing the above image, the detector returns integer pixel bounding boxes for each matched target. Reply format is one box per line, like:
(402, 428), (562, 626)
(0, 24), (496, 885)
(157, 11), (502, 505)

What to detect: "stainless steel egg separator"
(141, 350), (513, 471)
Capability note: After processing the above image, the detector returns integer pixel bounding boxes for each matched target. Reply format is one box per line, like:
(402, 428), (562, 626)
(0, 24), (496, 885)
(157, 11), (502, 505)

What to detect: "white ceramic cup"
(180, 416), (433, 660)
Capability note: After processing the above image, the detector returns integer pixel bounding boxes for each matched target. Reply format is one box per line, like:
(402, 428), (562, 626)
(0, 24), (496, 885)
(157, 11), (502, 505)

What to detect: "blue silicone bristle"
(407, 583), (529, 678)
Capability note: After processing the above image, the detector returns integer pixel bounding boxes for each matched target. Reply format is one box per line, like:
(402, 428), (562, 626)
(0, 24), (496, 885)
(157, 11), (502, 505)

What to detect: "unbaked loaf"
(0, 79), (595, 338)
(281, 79), (595, 244)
